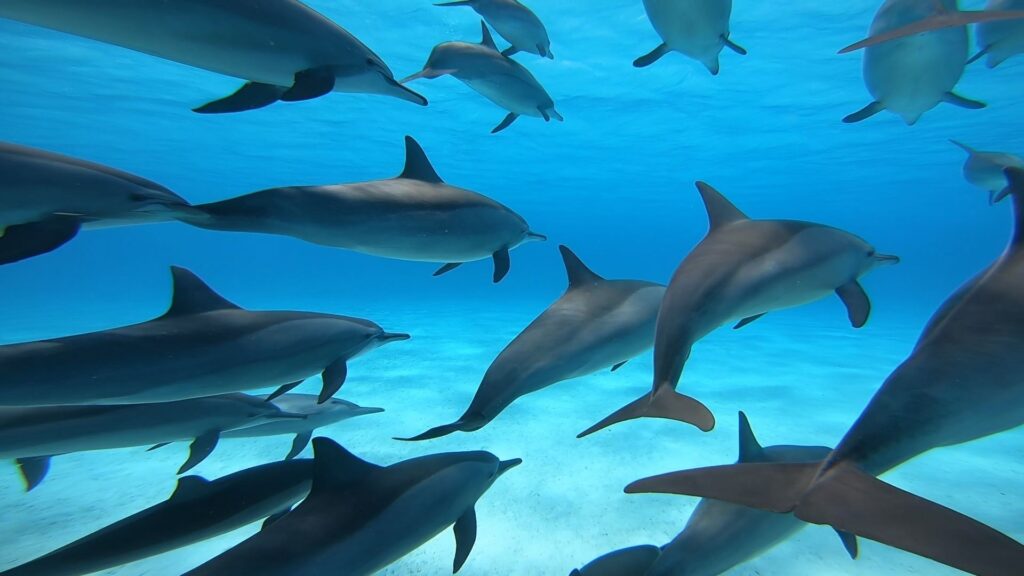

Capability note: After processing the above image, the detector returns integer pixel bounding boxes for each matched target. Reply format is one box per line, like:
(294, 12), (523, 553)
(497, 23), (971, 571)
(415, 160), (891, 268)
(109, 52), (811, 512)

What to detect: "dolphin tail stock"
(394, 418), (477, 441)
(0, 216), (81, 265)
(576, 387), (715, 439)
(625, 460), (1024, 576)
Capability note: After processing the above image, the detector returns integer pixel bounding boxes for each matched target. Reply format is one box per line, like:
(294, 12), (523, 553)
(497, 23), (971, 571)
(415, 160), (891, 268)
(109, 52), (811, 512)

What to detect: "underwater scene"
(2, 0), (1024, 574)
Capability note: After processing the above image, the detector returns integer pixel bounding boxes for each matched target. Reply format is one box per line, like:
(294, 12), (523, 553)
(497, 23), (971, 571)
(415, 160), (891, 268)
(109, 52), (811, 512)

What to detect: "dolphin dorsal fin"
(399, 136), (443, 183)
(480, 21), (498, 51)
(737, 411), (764, 463)
(559, 245), (603, 289)
(311, 437), (382, 495)
(164, 267), (241, 317)
(950, 140), (975, 155)
(696, 181), (748, 232)
(171, 475), (210, 500)
(1005, 167), (1024, 249)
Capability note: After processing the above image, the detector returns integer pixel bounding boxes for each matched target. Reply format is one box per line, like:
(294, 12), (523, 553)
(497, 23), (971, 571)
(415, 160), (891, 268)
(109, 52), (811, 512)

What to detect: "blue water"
(1, 0), (1023, 574)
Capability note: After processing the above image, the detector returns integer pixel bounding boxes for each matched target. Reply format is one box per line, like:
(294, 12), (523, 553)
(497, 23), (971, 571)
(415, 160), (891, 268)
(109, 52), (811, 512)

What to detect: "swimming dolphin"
(844, 0), (985, 125)
(178, 136), (544, 282)
(633, 0), (746, 73)
(839, 4), (1024, 54)
(0, 267), (408, 407)
(435, 0), (553, 59)
(222, 394), (384, 460)
(0, 459), (313, 576)
(579, 182), (898, 438)
(0, 142), (190, 265)
(0, 0), (426, 112)
(0, 394), (306, 490)
(623, 169), (1024, 576)
(399, 246), (665, 441)
(183, 437), (521, 576)
(572, 413), (844, 576)
(951, 140), (1024, 203)
(973, 0), (1024, 67)
(401, 23), (562, 133)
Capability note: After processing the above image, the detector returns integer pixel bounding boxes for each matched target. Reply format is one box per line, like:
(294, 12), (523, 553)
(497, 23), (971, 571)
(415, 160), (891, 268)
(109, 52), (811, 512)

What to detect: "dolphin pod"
(0, 0), (425, 112)
(623, 169), (1024, 576)
(436, 0), (553, 59)
(634, 0), (746, 73)
(579, 182), (898, 438)
(951, 140), (1024, 203)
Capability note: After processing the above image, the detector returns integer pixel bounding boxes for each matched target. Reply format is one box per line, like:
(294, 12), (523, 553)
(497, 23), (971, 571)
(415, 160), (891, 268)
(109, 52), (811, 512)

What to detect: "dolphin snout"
(497, 458), (523, 477)
(379, 332), (411, 343)
(525, 231), (547, 243)
(874, 254), (900, 265)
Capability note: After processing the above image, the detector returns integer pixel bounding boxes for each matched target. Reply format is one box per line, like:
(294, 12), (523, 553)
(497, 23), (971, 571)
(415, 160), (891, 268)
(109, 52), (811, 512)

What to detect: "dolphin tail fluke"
(0, 216), (80, 265)
(15, 456), (51, 492)
(193, 82), (287, 114)
(634, 43), (670, 67)
(395, 419), (474, 441)
(842, 101), (884, 123)
(577, 388), (715, 438)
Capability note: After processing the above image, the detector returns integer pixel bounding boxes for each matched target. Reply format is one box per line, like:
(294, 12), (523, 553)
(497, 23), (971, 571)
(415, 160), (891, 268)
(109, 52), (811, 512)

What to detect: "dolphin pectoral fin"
(178, 431), (219, 474)
(843, 101), (885, 123)
(994, 166), (1024, 205)
(147, 442), (171, 451)
(319, 358), (348, 404)
(492, 248), (511, 282)
(836, 281), (871, 328)
(836, 529), (860, 559)
(634, 43), (670, 67)
(15, 456), (51, 492)
(262, 506), (293, 531)
(285, 431), (313, 460)
(193, 82), (287, 114)
(280, 67), (336, 102)
(500, 46), (519, 57)
(722, 35), (748, 55)
(943, 92), (986, 110)
(967, 46), (991, 66)
(733, 313), (766, 329)
(989, 190), (998, 205)
(492, 113), (519, 133)
(266, 381), (303, 402)
(611, 360), (628, 372)
(0, 216), (80, 265)
(396, 419), (472, 441)
(434, 262), (463, 276)
(453, 506), (478, 573)
(577, 388), (715, 438)
(574, 545), (662, 575)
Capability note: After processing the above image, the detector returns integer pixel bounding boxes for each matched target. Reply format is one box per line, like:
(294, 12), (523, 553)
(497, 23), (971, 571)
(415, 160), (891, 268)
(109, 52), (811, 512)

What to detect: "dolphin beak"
(399, 69), (432, 84)
(497, 458), (523, 477)
(354, 406), (386, 416)
(379, 332), (411, 343)
(380, 74), (428, 105)
(874, 254), (900, 265)
(525, 231), (547, 243)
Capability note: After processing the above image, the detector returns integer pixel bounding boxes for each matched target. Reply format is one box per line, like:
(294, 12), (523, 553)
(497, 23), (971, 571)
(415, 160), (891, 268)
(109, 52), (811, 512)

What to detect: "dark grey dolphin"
(179, 136), (544, 282)
(624, 170), (1024, 576)
(400, 245), (664, 441)
(572, 413), (844, 576)
(0, 267), (408, 407)
(183, 438), (521, 576)
(0, 459), (313, 576)
(0, 142), (190, 265)
(580, 182), (898, 438)
(0, 0), (425, 112)
(436, 0), (553, 59)
(402, 23), (562, 133)
(951, 140), (1024, 203)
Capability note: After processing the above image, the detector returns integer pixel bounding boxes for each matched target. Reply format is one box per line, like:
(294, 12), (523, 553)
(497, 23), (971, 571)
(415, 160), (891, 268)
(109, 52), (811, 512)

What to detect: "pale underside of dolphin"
(950, 139), (1024, 203)
(0, 0), (426, 113)
(633, 0), (747, 73)
(436, 0), (554, 59)
(623, 170), (1024, 576)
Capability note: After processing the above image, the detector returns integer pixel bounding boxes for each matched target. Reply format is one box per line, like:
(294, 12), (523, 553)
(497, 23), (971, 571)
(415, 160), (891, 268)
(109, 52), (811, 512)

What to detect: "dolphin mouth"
(270, 411), (309, 420)
(497, 458), (523, 476)
(379, 332), (411, 343)
(383, 74), (428, 105)
(874, 254), (901, 265)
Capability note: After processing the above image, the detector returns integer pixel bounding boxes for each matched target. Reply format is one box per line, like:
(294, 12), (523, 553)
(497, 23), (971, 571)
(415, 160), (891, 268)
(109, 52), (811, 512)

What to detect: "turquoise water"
(1, 0), (1023, 575)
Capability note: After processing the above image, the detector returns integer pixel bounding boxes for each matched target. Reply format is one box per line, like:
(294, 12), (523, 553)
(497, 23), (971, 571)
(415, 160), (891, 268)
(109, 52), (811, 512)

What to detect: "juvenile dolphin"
(436, 0), (553, 58)
(974, 0), (1024, 67)
(179, 136), (544, 282)
(624, 170), (1024, 576)
(572, 413), (843, 576)
(0, 0), (426, 112)
(400, 246), (665, 441)
(0, 142), (190, 265)
(579, 182), (898, 438)
(183, 438), (521, 576)
(0, 267), (408, 407)
(633, 0), (746, 73)
(0, 459), (313, 576)
(844, 0), (985, 125)
(402, 23), (562, 133)
(951, 140), (1024, 203)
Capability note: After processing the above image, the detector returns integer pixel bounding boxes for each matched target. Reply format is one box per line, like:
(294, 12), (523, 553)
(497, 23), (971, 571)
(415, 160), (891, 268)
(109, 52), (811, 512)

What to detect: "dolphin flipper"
(492, 248), (511, 283)
(262, 506), (292, 530)
(843, 101), (885, 123)
(577, 388), (715, 438)
(396, 419), (471, 441)
(573, 545), (662, 576)
(0, 216), (80, 265)
(634, 43), (670, 67)
(266, 380), (303, 402)
(836, 281), (871, 328)
(193, 82), (287, 114)
(943, 92), (986, 110)
(611, 361), (628, 372)
(733, 313), (766, 329)
(722, 35), (748, 55)
(453, 506), (477, 573)
(967, 45), (991, 65)
(178, 431), (219, 474)
(285, 431), (313, 460)
(318, 359), (348, 404)
(492, 113), (519, 133)
(501, 46), (519, 58)
(434, 262), (463, 276)
(280, 67), (336, 102)
(15, 456), (51, 492)
(836, 529), (860, 559)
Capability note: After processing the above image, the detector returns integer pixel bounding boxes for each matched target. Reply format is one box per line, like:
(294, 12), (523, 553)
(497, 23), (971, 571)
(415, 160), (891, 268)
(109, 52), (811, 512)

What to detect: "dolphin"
(399, 246), (664, 441)
(401, 23), (562, 133)
(178, 136), (544, 282)
(183, 437), (521, 576)
(0, 267), (408, 407)
(0, 0), (426, 112)
(839, 5), (1024, 54)
(0, 459), (314, 576)
(222, 394), (384, 460)
(579, 182), (898, 438)
(843, 0), (985, 125)
(633, 0), (746, 73)
(435, 0), (553, 59)
(974, 0), (1024, 67)
(571, 413), (844, 576)
(623, 169), (1024, 576)
(951, 140), (1024, 204)
(0, 142), (191, 265)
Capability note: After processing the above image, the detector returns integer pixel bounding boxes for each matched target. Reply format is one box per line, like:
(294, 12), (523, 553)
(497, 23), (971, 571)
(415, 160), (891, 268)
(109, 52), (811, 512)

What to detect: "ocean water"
(1, 1), (1023, 575)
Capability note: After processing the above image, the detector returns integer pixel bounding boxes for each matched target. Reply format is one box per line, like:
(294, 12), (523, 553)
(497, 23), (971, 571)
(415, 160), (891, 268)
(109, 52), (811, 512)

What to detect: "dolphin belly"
(644, 0), (730, 60)
(462, 76), (549, 117)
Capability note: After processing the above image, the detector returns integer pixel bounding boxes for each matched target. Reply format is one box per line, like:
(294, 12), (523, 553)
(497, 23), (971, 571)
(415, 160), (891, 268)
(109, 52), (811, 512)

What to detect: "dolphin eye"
(867, 249), (876, 257)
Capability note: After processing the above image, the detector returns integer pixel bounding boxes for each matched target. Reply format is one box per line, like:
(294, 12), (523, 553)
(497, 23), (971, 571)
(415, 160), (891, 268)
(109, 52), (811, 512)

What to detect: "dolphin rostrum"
(0, 142), (191, 265)
(183, 437), (521, 576)
(972, 0), (1024, 67)
(579, 182), (898, 438)
(0, 459), (313, 576)
(633, 0), (746, 73)
(436, 0), (553, 59)
(178, 136), (544, 282)
(0, 267), (408, 407)
(572, 413), (843, 576)
(843, 0), (985, 125)
(0, 0), (425, 112)
(624, 169), (1024, 576)
(402, 23), (562, 133)
(951, 140), (1024, 204)
(400, 245), (664, 441)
